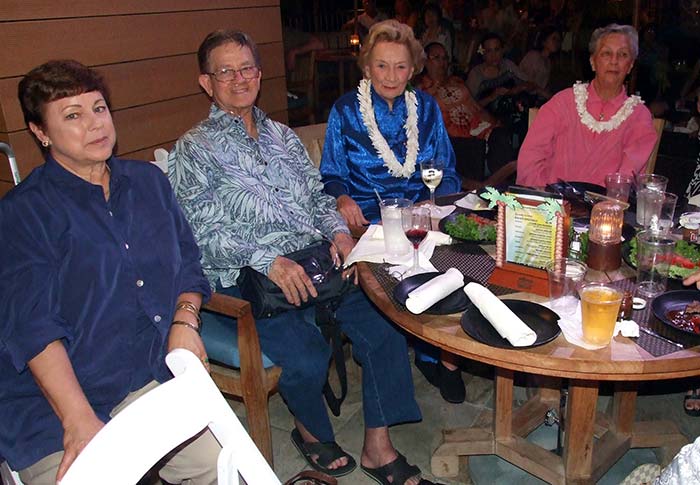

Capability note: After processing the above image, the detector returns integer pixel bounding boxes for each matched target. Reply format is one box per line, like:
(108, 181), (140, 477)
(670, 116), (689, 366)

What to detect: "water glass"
(379, 198), (412, 256)
(605, 173), (633, 202)
(634, 230), (676, 301)
(636, 190), (677, 231)
(580, 283), (623, 347)
(420, 160), (444, 206)
(657, 192), (678, 233)
(636, 173), (668, 193)
(546, 258), (588, 317)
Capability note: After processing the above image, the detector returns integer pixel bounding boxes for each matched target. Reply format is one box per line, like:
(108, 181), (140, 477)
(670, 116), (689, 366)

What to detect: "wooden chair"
(293, 122), (327, 168)
(200, 293), (281, 467)
(644, 117), (666, 174)
(287, 50), (317, 126)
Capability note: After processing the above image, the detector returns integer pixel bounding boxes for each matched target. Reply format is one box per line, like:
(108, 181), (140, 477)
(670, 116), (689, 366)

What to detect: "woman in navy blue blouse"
(0, 60), (218, 484)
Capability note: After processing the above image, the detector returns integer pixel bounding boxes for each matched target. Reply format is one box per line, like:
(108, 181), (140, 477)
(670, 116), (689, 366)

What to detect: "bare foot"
(295, 419), (348, 470)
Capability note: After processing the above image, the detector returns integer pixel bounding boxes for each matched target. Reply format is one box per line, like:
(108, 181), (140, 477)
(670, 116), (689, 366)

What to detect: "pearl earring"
(42, 140), (50, 147)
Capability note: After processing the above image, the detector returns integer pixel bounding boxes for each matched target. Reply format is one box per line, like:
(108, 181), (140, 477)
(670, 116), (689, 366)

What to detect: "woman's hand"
(337, 195), (369, 229)
(268, 256), (318, 306)
(57, 412), (105, 482)
(683, 271), (700, 289)
(167, 324), (209, 371)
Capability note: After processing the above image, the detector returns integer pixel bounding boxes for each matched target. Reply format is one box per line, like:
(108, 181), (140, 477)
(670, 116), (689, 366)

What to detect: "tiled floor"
(228, 350), (700, 484)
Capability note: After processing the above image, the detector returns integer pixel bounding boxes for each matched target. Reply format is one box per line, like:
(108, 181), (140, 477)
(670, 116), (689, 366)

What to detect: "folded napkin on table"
(546, 301), (639, 350)
(463, 282), (537, 346)
(455, 192), (490, 211)
(405, 268), (465, 314)
(345, 225), (451, 277)
(426, 204), (456, 219)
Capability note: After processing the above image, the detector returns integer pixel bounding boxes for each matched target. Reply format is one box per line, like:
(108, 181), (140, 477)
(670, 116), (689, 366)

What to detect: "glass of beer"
(579, 283), (623, 347)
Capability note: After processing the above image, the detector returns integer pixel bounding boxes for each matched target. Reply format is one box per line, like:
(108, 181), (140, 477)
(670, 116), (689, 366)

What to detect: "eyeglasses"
(207, 66), (259, 82)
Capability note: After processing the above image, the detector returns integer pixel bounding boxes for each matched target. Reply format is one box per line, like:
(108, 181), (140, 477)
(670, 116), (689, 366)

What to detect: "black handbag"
(237, 239), (353, 416)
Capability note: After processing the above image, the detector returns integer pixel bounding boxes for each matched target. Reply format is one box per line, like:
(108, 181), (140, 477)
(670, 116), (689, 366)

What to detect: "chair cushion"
(200, 310), (275, 369)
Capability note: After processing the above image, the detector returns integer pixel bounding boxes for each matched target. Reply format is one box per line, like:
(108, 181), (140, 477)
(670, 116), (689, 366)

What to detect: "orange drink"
(580, 283), (623, 347)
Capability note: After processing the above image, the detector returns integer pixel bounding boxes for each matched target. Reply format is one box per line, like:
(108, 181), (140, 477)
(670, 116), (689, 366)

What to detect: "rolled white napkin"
(405, 268), (465, 314)
(463, 282), (537, 346)
(455, 192), (489, 211)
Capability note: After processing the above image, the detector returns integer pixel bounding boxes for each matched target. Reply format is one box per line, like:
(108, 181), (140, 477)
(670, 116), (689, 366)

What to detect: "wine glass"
(420, 160), (444, 208)
(402, 206), (431, 277)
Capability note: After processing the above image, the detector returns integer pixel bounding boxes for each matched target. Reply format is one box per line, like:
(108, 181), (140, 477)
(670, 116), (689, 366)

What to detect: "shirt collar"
(43, 154), (128, 194)
(208, 103), (267, 134)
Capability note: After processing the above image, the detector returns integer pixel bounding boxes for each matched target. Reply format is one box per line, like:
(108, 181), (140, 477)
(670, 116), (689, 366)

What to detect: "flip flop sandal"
(684, 390), (700, 417)
(361, 452), (442, 485)
(291, 428), (357, 477)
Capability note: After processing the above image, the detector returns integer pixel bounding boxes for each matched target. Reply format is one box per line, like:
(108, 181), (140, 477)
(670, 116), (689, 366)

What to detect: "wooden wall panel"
(0, 1), (289, 198)
(0, 43), (285, 133)
(0, 8), (282, 78)
(0, 0), (279, 21)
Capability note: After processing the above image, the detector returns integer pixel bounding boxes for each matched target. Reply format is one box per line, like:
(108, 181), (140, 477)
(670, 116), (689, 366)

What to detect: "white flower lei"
(357, 78), (419, 179)
(573, 82), (642, 134)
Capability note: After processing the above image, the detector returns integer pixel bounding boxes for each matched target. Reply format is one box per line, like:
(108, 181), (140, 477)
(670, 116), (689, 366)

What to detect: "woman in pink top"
(516, 24), (658, 188)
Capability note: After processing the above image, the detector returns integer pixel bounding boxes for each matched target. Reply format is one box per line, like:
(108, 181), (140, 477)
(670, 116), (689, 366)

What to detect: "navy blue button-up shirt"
(0, 156), (210, 470)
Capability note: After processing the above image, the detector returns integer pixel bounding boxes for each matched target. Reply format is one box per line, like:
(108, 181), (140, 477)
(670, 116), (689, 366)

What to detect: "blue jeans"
(216, 285), (421, 442)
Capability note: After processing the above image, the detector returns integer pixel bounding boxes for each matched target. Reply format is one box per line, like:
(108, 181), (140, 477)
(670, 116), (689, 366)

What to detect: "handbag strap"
(315, 300), (348, 417)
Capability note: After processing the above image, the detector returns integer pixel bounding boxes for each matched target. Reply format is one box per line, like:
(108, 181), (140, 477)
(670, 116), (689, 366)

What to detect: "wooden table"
(358, 257), (700, 484)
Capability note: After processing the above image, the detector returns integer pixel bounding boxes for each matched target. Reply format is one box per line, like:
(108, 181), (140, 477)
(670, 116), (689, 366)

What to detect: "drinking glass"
(579, 283), (623, 347)
(605, 173), (633, 202)
(546, 258), (587, 317)
(420, 160), (444, 207)
(636, 173), (668, 193)
(402, 206), (431, 277)
(635, 229), (676, 301)
(379, 198), (413, 256)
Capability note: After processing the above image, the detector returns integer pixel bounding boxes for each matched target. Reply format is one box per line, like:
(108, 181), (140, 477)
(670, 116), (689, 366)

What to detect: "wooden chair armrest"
(202, 293), (270, 390)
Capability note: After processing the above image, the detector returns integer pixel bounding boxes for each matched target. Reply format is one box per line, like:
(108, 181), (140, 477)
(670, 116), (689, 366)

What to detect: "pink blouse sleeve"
(516, 97), (560, 187)
(620, 106), (658, 176)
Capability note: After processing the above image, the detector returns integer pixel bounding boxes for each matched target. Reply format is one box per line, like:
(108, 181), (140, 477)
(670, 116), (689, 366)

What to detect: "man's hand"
(269, 256), (318, 306)
(168, 324), (209, 372)
(57, 412), (105, 482)
(337, 195), (369, 229)
(333, 232), (358, 284)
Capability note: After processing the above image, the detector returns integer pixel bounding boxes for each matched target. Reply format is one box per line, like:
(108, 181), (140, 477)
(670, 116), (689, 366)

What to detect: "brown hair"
(197, 29), (261, 74)
(18, 59), (110, 127)
(358, 19), (425, 74)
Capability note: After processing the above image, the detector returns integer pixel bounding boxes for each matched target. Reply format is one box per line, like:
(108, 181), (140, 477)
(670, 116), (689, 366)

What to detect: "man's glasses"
(207, 66), (259, 82)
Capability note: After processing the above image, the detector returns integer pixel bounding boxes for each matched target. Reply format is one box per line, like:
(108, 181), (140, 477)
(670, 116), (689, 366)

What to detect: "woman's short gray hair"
(589, 24), (639, 60)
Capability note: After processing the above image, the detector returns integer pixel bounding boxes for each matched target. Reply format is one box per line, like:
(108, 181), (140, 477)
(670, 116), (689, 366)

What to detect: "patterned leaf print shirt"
(168, 104), (349, 289)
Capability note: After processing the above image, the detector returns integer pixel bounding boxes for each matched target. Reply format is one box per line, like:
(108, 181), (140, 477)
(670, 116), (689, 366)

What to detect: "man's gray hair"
(588, 24), (639, 60)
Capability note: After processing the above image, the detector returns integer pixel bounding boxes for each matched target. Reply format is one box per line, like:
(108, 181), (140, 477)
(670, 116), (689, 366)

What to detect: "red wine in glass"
(405, 228), (428, 249)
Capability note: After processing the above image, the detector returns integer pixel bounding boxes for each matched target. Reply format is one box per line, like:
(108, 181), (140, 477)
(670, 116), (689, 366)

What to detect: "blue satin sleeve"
(320, 88), (459, 223)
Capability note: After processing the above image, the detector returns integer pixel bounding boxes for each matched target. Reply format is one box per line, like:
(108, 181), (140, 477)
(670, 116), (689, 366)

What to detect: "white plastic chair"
(0, 460), (22, 485)
(0, 143), (20, 186)
(151, 148), (169, 174)
(60, 349), (280, 485)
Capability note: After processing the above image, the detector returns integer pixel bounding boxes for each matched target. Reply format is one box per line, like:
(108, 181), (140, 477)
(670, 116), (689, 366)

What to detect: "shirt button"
(154, 315), (162, 323)
(124, 243), (129, 250)
(136, 279), (144, 287)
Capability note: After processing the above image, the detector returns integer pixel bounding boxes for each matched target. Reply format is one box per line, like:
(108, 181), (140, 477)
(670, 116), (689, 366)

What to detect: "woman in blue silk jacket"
(320, 19), (460, 227)
(319, 20), (465, 404)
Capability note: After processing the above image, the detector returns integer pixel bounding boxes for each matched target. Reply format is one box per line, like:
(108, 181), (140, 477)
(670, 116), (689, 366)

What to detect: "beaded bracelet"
(175, 301), (201, 324)
(171, 320), (201, 335)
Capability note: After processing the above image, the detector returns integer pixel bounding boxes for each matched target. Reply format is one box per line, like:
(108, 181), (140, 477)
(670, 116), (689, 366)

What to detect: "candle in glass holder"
(587, 201), (624, 271)
(350, 34), (360, 52)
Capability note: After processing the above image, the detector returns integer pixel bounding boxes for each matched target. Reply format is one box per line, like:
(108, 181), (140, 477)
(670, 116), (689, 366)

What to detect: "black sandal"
(291, 428), (357, 477)
(361, 452), (442, 485)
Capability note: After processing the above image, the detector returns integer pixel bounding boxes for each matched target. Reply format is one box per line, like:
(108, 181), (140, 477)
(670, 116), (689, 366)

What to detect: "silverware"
(639, 326), (685, 349)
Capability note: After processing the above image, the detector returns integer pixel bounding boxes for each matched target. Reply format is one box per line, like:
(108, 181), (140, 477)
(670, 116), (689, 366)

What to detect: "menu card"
(505, 191), (561, 269)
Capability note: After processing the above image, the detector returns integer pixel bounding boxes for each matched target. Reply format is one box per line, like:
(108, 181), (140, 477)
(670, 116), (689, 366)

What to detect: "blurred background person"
(519, 25), (563, 100)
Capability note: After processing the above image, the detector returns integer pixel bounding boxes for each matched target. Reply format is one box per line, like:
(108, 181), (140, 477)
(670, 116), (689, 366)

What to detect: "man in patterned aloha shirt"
(168, 29), (440, 485)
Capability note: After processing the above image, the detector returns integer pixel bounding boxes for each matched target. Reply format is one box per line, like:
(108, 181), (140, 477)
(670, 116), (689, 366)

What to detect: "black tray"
(393, 272), (471, 315)
(460, 299), (561, 348)
(651, 290), (700, 345)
